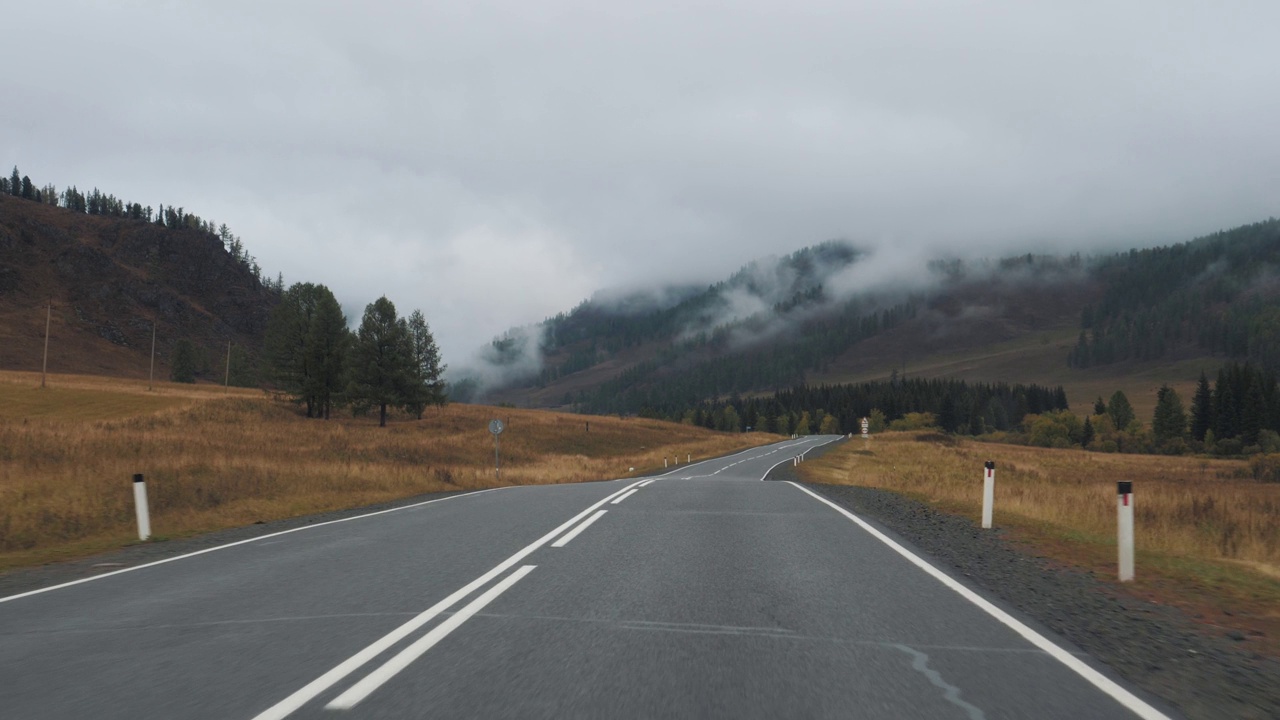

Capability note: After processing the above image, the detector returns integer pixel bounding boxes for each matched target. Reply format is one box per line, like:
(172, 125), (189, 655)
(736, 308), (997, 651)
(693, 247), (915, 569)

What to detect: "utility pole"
(41, 300), (51, 388)
(224, 341), (231, 393)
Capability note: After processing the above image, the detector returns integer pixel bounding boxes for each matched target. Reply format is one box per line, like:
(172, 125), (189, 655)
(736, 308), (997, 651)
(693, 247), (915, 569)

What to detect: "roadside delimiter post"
(1118, 481), (1134, 582)
(133, 473), (151, 541)
(981, 461), (995, 529)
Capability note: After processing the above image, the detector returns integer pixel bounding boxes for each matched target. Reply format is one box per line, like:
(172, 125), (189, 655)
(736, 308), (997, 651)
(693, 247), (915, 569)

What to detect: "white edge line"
(325, 565), (537, 710)
(0, 487), (510, 605)
(551, 510), (608, 547)
(757, 436), (842, 481)
(786, 481), (1172, 720)
(251, 479), (644, 720)
(610, 489), (639, 505)
(638, 479), (655, 488)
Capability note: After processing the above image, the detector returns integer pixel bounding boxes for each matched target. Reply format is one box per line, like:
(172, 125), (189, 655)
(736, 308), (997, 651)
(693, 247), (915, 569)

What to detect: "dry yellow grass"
(803, 433), (1280, 567)
(0, 371), (776, 570)
(798, 432), (1280, 648)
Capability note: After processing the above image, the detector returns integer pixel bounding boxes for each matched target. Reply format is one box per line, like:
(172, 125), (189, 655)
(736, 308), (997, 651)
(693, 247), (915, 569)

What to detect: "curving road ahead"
(0, 436), (1176, 719)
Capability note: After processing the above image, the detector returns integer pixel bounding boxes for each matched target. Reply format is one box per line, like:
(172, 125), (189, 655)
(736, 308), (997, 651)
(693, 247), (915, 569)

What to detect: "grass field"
(812, 327), (1222, 423)
(0, 371), (777, 571)
(799, 433), (1280, 653)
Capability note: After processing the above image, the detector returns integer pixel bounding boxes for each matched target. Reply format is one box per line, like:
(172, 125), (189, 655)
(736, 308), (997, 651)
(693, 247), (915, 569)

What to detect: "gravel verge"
(769, 445), (1280, 719)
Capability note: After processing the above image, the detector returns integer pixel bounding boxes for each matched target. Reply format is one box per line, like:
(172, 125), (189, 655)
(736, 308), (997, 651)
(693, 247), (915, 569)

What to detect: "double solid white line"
(252, 478), (647, 719)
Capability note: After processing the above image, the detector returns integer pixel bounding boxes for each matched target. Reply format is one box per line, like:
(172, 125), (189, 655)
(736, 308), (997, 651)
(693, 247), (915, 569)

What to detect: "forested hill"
(1070, 218), (1280, 371)
(0, 174), (280, 381)
(465, 216), (1280, 418)
(462, 239), (1093, 414)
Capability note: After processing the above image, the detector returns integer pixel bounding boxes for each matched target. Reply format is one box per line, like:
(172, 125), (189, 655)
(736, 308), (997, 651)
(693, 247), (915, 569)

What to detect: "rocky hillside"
(0, 193), (278, 380)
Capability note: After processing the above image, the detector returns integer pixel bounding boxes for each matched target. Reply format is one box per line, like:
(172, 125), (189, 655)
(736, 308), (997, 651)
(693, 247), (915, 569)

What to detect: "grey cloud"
(5, 0), (1279, 363)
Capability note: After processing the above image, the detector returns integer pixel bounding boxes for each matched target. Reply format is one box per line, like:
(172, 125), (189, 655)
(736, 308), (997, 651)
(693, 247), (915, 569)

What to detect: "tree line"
(662, 375), (1068, 435)
(265, 283), (446, 426)
(3, 165), (279, 292)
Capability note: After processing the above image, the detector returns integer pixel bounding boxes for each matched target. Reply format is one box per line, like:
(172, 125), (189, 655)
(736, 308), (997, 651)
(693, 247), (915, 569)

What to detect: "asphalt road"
(0, 436), (1177, 719)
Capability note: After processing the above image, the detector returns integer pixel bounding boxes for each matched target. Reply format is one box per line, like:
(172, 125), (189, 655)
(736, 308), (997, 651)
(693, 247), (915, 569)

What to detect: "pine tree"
(402, 309), (446, 419)
(1093, 397), (1107, 416)
(8, 167), (19, 196)
(1152, 385), (1187, 444)
(306, 289), (350, 420)
(1241, 376), (1264, 446)
(1190, 371), (1213, 441)
(1081, 416), (1095, 447)
(348, 297), (414, 427)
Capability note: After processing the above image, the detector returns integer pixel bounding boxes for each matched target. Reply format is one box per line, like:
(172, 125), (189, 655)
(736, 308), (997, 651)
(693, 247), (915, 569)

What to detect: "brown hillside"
(0, 193), (277, 380)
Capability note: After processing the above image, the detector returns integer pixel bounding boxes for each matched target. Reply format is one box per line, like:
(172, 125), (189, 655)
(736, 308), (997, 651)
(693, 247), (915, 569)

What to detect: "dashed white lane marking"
(787, 482), (1172, 720)
(638, 479), (655, 488)
(757, 436), (842, 481)
(610, 489), (639, 505)
(551, 510), (609, 547)
(325, 565), (537, 710)
(251, 480), (643, 720)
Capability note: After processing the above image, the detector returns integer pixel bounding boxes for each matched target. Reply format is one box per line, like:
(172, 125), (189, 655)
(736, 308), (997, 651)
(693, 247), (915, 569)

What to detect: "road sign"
(489, 419), (505, 435)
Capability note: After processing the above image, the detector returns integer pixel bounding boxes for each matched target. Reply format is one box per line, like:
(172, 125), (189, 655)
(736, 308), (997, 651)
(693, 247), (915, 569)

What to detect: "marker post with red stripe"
(981, 461), (995, 529)
(1118, 481), (1134, 581)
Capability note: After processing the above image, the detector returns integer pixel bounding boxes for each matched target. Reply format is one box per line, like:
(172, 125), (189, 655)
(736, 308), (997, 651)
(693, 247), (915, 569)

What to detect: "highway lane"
(0, 436), (1174, 719)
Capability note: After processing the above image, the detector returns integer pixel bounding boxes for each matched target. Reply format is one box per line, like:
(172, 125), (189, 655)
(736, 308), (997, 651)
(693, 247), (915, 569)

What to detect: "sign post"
(981, 461), (995, 529)
(1118, 481), (1134, 582)
(861, 417), (869, 443)
(489, 419), (504, 479)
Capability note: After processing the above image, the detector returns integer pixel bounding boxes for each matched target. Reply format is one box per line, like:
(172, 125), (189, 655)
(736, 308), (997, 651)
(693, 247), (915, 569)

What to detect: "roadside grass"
(799, 433), (1280, 655)
(0, 372), (776, 571)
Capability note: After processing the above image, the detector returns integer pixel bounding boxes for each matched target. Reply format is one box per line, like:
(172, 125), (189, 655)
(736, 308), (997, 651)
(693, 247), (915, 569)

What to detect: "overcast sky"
(5, 1), (1279, 362)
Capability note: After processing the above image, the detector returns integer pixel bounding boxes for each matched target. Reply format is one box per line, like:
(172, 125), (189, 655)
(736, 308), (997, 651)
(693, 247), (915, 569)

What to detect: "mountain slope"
(0, 193), (278, 380)
(463, 219), (1280, 418)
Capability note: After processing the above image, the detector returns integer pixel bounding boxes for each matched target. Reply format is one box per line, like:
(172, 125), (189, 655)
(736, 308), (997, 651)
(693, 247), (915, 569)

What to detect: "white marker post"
(133, 473), (151, 541)
(1118, 481), (1134, 582)
(981, 461), (995, 529)
(664, 457), (668, 468)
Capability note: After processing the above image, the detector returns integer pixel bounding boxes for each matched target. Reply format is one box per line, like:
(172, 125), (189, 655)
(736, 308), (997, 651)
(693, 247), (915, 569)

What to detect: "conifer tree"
(349, 297), (413, 427)
(402, 309), (446, 419)
(1190, 371), (1213, 441)
(306, 289), (350, 420)
(1152, 385), (1187, 444)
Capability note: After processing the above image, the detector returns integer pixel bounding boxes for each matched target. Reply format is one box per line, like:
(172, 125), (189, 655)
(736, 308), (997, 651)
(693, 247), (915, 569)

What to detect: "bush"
(889, 412), (937, 431)
(1249, 454), (1280, 483)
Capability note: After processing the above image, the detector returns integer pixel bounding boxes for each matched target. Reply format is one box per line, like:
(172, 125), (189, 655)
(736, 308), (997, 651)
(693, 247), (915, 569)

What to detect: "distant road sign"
(489, 419), (505, 435)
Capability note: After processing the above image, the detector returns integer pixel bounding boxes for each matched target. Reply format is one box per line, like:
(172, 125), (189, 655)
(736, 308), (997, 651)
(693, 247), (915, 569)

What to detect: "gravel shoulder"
(770, 442), (1280, 720)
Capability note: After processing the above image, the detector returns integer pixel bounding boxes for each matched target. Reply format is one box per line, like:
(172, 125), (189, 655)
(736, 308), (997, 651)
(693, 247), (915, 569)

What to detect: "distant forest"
(654, 376), (1068, 437)
(1069, 218), (1280, 370)
(1, 165), (279, 291)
